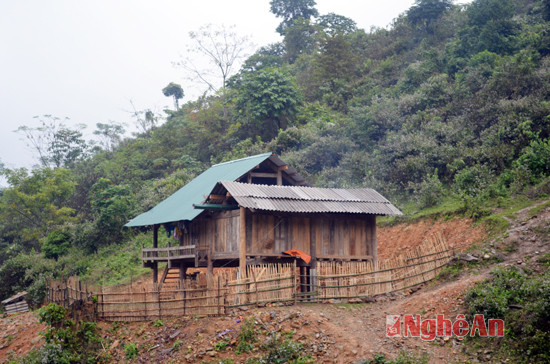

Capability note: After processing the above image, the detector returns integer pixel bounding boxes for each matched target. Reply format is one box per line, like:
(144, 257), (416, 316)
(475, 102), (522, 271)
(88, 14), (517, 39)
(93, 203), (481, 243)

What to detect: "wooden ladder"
(158, 266), (181, 300)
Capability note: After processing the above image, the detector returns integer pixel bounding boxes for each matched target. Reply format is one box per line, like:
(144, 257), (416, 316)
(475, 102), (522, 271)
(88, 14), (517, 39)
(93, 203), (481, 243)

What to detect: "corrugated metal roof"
(221, 181), (402, 216)
(125, 153), (274, 227)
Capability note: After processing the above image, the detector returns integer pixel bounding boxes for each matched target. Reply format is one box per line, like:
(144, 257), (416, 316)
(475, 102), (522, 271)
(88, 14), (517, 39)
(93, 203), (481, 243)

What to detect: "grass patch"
(378, 197), (463, 227)
(75, 234), (153, 286)
(235, 318), (257, 355)
(480, 214), (510, 237)
(365, 351), (430, 364)
(245, 334), (313, 364)
(464, 266), (550, 363)
(528, 199), (550, 218)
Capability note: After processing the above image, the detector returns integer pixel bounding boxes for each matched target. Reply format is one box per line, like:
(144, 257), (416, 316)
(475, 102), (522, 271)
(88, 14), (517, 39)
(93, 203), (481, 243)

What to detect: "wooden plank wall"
(189, 211), (376, 260)
(247, 213), (376, 259)
(192, 210), (240, 253)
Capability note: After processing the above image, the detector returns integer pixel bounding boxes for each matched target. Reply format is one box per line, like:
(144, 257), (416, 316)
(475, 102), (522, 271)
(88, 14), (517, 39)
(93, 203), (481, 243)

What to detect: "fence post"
(183, 283), (187, 316)
(223, 278), (228, 315)
(64, 279), (69, 308)
(157, 282), (161, 321)
(293, 260), (297, 305)
(217, 275), (221, 315)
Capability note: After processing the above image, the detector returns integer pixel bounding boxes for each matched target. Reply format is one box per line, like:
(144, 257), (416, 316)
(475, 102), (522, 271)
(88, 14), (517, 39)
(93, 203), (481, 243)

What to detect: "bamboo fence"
(314, 233), (452, 301)
(46, 234), (455, 321)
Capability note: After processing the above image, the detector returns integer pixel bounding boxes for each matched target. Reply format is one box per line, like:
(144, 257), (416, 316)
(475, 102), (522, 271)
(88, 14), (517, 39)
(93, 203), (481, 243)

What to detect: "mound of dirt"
(377, 217), (487, 260)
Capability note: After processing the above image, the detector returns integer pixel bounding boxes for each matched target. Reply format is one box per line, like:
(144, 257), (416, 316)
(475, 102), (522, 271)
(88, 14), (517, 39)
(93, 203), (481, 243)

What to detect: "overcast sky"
(1, 0), (458, 175)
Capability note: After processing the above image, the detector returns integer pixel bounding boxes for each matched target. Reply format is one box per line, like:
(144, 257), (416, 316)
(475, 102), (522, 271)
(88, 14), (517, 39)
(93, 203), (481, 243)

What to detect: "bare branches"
(175, 24), (253, 94)
(15, 115), (87, 168)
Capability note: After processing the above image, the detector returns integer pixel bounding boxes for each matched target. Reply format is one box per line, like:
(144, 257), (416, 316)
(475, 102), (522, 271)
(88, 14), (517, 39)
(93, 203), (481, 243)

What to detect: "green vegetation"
(236, 318), (258, 354)
(214, 340), (229, 351)
(365, 351), (430, 364)
(11, 303), (104, 363)
(124, 343), (139, 359)
(0, 8), (549, 362)
(464, 266), (550, 363)
(257, 334), (313, 363)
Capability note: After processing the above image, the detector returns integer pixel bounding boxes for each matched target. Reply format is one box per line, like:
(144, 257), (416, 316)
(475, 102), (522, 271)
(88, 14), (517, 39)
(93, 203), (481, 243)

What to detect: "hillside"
(2, 198), (549, 363)
(1, 0), (550, 361)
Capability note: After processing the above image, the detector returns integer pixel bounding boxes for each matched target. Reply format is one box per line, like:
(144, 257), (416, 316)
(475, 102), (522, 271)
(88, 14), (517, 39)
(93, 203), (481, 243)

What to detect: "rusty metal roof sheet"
(220, 181), (402, 216)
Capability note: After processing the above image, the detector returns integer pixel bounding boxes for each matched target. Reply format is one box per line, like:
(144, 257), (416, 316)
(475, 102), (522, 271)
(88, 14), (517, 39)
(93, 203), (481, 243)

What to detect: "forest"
(1, 0), (550, 311)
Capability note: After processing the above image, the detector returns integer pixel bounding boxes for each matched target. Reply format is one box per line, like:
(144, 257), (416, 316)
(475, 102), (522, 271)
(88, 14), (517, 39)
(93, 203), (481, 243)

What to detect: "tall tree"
(317, 13), (357, 36)
(270, 0), (319, 35)
(93, 121), (126, 151)
(176, 24), (251, 93)
(282, 18), (319, 63)
(233, 67), (302, 141)
(0, 167), (76, 249)
(407, 0), (453, 34)
(162, 82), (184, 110)
(16, 115), (88, 168)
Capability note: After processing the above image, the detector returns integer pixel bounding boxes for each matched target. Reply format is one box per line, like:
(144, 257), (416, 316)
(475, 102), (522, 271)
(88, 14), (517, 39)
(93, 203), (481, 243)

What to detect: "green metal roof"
(125, 152), (272, 227)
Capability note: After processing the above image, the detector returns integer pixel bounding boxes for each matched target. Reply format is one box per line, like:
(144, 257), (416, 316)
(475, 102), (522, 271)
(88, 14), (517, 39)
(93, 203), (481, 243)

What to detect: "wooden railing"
(142, 244), (196, 260)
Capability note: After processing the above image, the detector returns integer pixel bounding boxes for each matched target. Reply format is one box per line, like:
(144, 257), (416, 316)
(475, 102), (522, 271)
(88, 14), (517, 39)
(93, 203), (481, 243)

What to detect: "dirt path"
(497, 199), (550, 266)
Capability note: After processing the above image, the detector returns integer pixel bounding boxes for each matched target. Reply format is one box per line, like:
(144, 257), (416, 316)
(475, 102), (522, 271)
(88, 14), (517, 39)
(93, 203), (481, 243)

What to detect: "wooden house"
(125, 153), (401, 286)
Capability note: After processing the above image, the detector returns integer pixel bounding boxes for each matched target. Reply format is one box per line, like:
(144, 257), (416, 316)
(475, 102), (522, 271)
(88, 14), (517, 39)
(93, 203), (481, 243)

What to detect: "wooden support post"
(153, 224), (159, 284)
(293, 260), (297, 305)
(277, 169), (282, 185)
(207, 247), (213, 276)
(179, 264), (186, 282)
(299, 266), (306, 298)
(309, 219), (317, 300)
(239, 207), (246, 275)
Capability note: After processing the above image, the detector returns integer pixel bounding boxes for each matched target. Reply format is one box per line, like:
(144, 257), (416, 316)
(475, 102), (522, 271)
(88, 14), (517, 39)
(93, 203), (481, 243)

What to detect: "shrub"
(124, 343), (139, 359)
(464, 266), (550, 362)
(260, 335), (312, 364)
(236, 318), (257, 354)
(413, 169), (444, 209)
(42, 230), (71, 260)
(514, 137), (550, 181)
(35, 303), (103, 363)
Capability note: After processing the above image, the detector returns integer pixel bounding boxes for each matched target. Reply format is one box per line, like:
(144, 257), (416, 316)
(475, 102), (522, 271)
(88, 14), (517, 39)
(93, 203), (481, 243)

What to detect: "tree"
(282, 18), (319, 63)
(407, 0), (453, 34)
(233, 67), (302, 141)
(543, 0), (550, 21)
(16, 115), (88, 168)
(317, 13), (357, 36)
(93, 121), (126, 151)
(162, 82), (184, 109)
(42, 230), (71, 260)
(464, 0), (518, 54)
(176, 24), (251, 93)
(90, 178), (135, 249)
(129, 101), (160, 136)
(0, 168), (76, 249)
(237, 43), (285, 75)
(313, 32), (357, 111)
(270, 0), (319, 35)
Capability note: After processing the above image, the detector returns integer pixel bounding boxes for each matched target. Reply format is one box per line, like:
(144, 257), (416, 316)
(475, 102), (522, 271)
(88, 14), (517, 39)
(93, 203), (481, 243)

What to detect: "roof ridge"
(223, 180), (377, 191)
(212, 152), (272, 167)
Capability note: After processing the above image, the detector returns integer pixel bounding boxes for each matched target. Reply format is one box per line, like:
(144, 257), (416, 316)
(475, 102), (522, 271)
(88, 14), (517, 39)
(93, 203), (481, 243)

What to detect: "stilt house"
(125, 153), (401, 285)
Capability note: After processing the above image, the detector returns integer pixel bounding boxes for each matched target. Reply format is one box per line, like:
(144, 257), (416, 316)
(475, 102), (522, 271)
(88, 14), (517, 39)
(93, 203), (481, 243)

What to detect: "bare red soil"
(378, 217), (487, 260)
